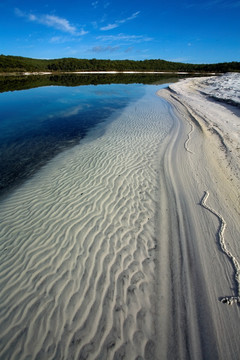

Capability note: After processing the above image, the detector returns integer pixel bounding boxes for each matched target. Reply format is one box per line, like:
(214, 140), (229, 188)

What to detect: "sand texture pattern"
(157, 74), (240, 359)
(0, 88), (173, 360)
(1, 75), (240, 360)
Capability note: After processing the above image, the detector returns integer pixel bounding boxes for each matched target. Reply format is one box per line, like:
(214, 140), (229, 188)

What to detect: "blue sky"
(0, 0), (239, 63)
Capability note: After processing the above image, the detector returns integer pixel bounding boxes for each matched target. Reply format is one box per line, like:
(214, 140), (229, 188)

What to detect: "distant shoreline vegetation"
(0, 73), (191, 93)
(0, 55), (240, 74)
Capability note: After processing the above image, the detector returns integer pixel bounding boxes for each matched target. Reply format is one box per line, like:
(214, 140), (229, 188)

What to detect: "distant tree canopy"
(0, 73), (192, 93)
(0, 55), (240, 73)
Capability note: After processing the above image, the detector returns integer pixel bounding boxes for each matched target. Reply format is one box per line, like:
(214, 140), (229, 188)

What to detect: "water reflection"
(0, 73), (186, 196)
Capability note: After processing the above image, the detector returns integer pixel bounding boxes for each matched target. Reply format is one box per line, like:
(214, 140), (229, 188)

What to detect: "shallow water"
(0, 78), (176, 359)
(0, 82), (146, 196)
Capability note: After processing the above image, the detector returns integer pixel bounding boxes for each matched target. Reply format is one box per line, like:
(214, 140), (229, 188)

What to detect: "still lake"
(0, 74), (183, 197)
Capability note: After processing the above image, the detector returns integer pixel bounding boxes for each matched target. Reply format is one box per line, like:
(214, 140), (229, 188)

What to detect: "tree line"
(0, 55), (240, 73)
(0, 73), (191, 93)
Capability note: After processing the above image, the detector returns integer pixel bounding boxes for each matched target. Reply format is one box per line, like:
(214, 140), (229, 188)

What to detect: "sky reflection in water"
(0, 81), (145, 195)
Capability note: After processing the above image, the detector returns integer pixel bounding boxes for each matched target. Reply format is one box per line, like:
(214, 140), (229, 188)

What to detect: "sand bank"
(156, 74), (240, 359)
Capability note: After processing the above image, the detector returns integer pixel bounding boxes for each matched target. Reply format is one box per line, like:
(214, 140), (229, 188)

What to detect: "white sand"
(1, 76), (240, 359)
(0, 86), (173, 359)
(157, 74), (240, 359)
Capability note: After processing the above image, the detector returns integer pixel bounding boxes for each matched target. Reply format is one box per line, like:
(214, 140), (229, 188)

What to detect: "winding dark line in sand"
(163, 91), (196, 154)
(200, 190), (240, 305)
(184, 120), (194, 154)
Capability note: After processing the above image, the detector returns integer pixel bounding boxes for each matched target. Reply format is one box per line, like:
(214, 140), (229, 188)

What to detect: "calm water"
(0, 83), (145, 195)
(0, 74), (182, 196)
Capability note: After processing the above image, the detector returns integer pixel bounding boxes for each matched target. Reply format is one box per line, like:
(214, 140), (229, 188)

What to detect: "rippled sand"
(2, 76), (240, 360)
(0, 87), (173, 359)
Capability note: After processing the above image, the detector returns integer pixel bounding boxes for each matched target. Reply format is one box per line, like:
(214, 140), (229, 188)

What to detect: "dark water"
(0, 74), (184, 196)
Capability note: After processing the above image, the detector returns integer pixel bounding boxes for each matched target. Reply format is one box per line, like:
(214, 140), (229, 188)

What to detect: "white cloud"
(118, 11), (140, 24)
(15, 8), (88, 36)
(92, 45), (120, 52)
(97, 33), (152, 43)
(100, 23), (118, 31)
(100, 11), (140, 31)
(41, 15), (77, 34)
(49, 36), (74, 44)
(29, 14), (37, 21)
(77, 29), (89, 36)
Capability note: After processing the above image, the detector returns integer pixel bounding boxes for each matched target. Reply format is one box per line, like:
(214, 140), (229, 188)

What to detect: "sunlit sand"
(0, 74), (240, 359)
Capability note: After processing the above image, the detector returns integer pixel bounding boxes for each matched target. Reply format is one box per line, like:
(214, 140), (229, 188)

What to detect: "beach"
(0, 74), (240, 359)
(156, 74), (240, 359)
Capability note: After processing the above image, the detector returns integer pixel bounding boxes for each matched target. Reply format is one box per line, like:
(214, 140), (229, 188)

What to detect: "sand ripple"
(0, 87), (173, 359)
